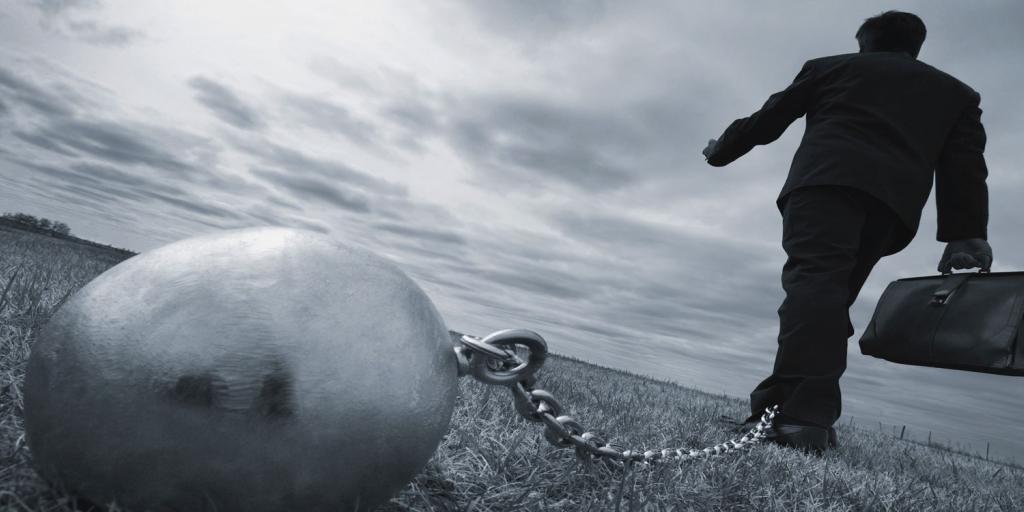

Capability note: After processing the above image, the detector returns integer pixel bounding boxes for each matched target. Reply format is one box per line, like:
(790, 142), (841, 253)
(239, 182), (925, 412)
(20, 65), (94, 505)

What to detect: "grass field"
(1, 226), (1021, 511)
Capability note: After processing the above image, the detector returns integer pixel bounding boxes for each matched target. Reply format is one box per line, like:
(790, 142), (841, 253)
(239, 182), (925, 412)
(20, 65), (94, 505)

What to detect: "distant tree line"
(1, 212), (137, 257)
(1, 212), (71, 235)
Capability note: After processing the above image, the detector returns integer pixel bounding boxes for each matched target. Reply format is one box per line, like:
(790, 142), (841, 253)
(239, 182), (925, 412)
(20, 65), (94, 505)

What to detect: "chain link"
(454, 330), (780, 466)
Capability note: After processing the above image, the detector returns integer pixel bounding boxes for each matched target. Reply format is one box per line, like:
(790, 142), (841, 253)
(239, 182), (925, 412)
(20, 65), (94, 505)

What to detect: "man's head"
(855, 10), (927, 59)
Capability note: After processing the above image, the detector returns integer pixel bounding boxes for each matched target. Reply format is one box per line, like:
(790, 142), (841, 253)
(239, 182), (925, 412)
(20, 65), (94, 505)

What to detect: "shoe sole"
(724, 418), (838, 450)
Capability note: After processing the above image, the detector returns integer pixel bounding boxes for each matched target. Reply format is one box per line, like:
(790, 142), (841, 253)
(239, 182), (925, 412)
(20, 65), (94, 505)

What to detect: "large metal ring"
(468, 329), (548, 386)
(459, 334), (517, 362)
(530, 390), (563, 417)
(542, 415), (583, 448)
(514, 388), (562, 422)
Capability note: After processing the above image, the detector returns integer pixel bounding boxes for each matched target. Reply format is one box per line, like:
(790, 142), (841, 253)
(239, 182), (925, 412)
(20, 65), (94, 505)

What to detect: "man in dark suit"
(703, 10), (993, 452)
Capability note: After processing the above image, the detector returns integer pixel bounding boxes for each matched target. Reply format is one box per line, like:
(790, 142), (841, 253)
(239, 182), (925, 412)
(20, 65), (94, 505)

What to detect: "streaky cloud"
(280, 93), (378, 147)
(233, 137), (406, 197)
(40, 119), (200, 173)
(13, 131), (78, 157)
(250, 166), (372, 213)
(188, 76), (264, 130)
(446, 95), (640, 192)
(0, 65), (78, 117)
(67, 20), (144, 47)
(372, 221), (466, 246)
(29, 0), (146, 47)
(29, 0), (96, 17)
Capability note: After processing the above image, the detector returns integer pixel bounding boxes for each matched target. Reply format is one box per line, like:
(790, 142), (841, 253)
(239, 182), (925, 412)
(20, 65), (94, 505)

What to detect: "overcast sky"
(1, 0), (1022, 459)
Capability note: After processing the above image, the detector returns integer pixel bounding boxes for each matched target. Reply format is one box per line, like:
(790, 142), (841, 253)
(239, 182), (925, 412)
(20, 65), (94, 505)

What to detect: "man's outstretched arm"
(704, 60), (816, 167)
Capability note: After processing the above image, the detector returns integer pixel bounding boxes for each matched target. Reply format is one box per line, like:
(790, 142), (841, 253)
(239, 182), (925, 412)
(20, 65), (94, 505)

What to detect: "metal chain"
(454, 329), (780, 466)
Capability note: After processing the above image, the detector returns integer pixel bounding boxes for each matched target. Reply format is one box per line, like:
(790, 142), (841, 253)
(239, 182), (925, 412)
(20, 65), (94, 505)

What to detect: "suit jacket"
(705, 51), (989, 242)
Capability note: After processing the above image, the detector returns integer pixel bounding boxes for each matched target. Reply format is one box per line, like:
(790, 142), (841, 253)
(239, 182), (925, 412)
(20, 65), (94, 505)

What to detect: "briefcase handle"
(940, 268), (991, 276)
(931, 268), (989, 306)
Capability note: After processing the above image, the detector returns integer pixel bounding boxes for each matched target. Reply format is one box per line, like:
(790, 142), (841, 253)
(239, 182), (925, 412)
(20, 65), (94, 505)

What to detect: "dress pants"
(747, 184), (913, 427)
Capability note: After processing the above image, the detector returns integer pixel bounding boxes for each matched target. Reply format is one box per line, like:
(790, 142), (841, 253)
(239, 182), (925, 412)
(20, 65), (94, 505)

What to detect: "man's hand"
(938, 238), (993, 273)
(702, 138), (719, 161)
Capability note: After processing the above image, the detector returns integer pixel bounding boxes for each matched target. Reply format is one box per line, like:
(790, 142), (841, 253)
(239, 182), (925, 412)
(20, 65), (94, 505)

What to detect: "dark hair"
(855, 10), (927, 58)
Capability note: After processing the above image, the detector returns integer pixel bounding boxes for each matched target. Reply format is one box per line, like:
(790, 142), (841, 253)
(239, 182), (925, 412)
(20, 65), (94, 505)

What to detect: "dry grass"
(1, 226), (1021, 511)
(1, 226), (136, 511)
(383, 354), (1023, 511)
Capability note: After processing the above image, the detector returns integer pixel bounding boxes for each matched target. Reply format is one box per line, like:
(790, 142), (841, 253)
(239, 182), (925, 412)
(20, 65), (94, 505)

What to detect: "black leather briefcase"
(859, 270), (1024, 376)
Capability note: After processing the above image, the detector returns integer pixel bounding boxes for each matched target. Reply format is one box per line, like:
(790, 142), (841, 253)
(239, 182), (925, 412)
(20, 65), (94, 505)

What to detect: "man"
(703, 10), (994, 453)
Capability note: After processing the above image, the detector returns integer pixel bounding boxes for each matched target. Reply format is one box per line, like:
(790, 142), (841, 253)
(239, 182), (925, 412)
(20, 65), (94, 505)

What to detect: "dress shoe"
(721, 416), (838, 450)
(762, 421), (833, 454)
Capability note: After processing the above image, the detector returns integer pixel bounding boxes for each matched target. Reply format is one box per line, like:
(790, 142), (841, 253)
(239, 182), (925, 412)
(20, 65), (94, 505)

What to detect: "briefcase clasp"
(930, 290), (952, 306)
(929, 271), (983, 306)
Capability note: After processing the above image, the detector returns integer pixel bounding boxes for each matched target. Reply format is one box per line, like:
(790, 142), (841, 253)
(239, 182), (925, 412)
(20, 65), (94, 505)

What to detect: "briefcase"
(859, 270), (1024, 376)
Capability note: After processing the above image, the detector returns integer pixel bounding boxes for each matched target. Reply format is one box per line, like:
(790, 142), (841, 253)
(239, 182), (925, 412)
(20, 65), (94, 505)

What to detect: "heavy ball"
(23, 227), (458, 511)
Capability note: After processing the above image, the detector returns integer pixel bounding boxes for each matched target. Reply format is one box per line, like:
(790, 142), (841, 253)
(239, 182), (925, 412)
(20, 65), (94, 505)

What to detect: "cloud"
(460, 0), (610, 40)
(307, 56), (429, 98)
(42, 182), (125, 213)
(66, 20), (144, 47)
(381, 99), (439, 134)
(69, 162), (183, 195)
(12, 130), (77, 156)
(303, 57), (443, 152)
(188, 76), (264, 130)
(250, 167), (371, 213)
(0, 61), (259, 233)
(446, 95), (640, 192)
(550, 208), (779, 290)
(476, 266), (591, 300)
(496, 208), (786, 350)
(139, 189), (243, 221)
(243, 206), (331, 234)
(10, 158), (245, 228)
(28, 0), (145, 47)
(232, 137), (407, 197)
(372, 221), (466, 246)
(433, 73), (749, 202)
(279, 93), (378, 146)
(0, 65), (79, 117)
(551, 209), (768, 267)
(37, 119), (207, 173)
(16, 159), (104, 190)
(29, 0), (96, 16)
(281, 217), (331, 234)
(379, 98), (442, 152)
(307, 56), (377, 94)
(265, 193), (303, 212)
(2, 65), (214, 174)
(0, 54), (452, 253)
(14, 158), (330, 234)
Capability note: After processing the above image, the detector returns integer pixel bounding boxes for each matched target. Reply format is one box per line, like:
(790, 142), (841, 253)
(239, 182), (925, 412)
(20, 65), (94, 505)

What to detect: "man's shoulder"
(807, 52), (859, 65)
(804, 51), (920, 68)
(914, 60), (979, 97)
(805, 52), (978, 96)
(800, 52), (860, 69)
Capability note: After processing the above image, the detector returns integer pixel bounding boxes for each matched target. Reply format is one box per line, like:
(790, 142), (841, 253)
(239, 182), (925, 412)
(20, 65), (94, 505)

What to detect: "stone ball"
(23, 227), (458, 511)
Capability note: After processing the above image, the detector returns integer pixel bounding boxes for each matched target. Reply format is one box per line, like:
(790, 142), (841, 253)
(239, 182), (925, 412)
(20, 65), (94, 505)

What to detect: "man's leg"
(843, 189), (912, 340)
(748, 186), (900, 428)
